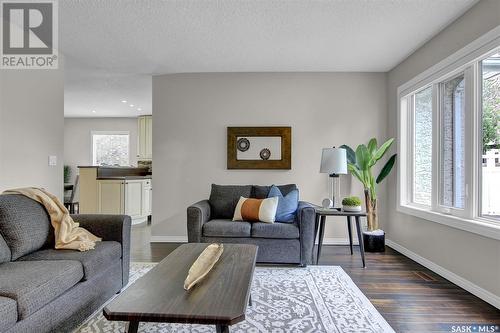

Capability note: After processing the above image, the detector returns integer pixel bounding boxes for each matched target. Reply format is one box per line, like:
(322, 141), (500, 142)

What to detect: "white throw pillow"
(232, 196), (279, 223)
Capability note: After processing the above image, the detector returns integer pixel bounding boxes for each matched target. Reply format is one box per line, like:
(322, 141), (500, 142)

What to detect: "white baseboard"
(319, 237), (359, 245)
(150, 236), (187, 243)
(386, 239), (500, 310)
(150, 236), (358, 245)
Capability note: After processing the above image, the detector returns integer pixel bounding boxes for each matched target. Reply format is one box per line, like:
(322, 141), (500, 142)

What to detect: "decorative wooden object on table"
(227, 126), (291, 169)
(184, 243), (224, 290)
(314, 207), (367, 268)
(103, 243), (257, 333)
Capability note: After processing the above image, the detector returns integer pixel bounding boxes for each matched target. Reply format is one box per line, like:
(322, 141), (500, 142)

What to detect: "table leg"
(316, 216), (326, 265)
(354, 216), (366, 268)
(216, 324), (230, 333)
(125, 321), (139, 333)
(313, 214), (320, 263)
(347, 216), (353, 255)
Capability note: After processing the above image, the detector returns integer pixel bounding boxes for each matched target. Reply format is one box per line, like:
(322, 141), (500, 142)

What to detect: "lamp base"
(321, 198), (333, 209)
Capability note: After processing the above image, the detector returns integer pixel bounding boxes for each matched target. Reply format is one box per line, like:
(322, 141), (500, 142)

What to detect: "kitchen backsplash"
(138, 160), (152, 173)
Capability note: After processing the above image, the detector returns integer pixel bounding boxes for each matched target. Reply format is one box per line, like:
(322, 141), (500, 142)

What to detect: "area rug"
(75, 263), (394, 333)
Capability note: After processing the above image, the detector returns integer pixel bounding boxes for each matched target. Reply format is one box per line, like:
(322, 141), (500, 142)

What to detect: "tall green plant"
(64, 165), (71, 183)
(340, 138), (396, 231)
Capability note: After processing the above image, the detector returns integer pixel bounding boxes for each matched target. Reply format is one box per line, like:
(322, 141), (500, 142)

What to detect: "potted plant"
(64, 165), (71, 183)
(340, 138), (396, 252)
(342, 196), (362, 212)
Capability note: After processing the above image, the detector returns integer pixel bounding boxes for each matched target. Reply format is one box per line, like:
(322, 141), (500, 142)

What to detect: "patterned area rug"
(75, 263), (394, 333)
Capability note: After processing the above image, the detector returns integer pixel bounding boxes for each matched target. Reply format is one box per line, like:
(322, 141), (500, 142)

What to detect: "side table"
(314, 208), (367, 268)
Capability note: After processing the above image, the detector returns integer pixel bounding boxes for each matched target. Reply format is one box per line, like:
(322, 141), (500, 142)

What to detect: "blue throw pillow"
(267, 185), (299, 223)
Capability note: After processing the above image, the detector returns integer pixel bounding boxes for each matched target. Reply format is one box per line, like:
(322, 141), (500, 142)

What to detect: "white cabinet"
(97, 180), (124, 214)
(97, 178), (151, 224)
(137, 115), (152, 160)
(124, 180), (144, 221)
(142, 179), (152, 216)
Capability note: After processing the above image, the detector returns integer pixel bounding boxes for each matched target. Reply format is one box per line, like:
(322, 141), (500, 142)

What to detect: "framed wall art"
(227, 127), (291, 169)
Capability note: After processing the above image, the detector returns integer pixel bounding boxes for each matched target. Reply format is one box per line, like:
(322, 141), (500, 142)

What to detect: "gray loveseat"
(187, 184), (316, 266)
(0, 194), (131, 333)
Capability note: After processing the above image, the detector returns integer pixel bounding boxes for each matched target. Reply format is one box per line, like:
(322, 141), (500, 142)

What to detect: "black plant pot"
(362, 231), (385, 252)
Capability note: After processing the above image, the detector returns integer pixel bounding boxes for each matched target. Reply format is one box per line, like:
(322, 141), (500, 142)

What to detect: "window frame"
(397, 26), (500, 241)
(90, 130), (131, 167)
(434, 68), (472, 219)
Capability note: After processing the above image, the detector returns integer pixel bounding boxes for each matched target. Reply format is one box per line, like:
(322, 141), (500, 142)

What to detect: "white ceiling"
(61, 0), (478, 117)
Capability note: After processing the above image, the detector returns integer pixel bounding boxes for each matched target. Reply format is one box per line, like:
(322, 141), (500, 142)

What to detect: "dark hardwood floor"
(130, 223), (500, 333)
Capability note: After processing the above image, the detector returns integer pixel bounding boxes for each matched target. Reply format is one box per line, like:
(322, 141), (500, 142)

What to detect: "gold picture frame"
(227, 127), (291, 169)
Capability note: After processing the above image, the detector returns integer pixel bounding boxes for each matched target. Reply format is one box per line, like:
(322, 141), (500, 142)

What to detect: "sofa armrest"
(71, 214), (131, 286)
(297, 201), (316, 266)
(187, 200), (211, 243)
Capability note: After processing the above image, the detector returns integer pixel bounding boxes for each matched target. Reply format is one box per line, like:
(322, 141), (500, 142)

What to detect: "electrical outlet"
(48, 155), (57, 166)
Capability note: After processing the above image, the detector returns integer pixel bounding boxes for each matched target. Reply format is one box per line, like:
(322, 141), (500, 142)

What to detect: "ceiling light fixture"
(121, 100), (127, 103)
(129, 104), (134, 107)
(92, 110), (96, 113)
(137, 108), (142, 111)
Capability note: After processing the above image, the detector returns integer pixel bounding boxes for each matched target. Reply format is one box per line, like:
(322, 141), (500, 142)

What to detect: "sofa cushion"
(0, 260), (83, 319)
(253, 184), (298, 199)
(0, 296), (17, 332)
(268, 185), (299, 223)
(0, 235), (11, 263)
(232, 196), (279, 223)
(17, 241), (121, 281)
(251, 222), (300, 239)
(203, 219), (251, 237)
(0, 194), (53, 260)
(208, 184), (252, 219)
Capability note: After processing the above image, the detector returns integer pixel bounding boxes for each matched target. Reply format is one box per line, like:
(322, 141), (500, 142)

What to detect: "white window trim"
(397, 25), (500, 241)
(90, 130), (131, 166)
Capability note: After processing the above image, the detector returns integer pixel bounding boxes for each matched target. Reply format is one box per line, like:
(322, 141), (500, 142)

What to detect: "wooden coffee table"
(103, 243), (257, 333)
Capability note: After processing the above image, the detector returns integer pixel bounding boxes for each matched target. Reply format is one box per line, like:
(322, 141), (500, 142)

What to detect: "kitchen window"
(91, 131), (130, 167)
(398, 32), (500, 239)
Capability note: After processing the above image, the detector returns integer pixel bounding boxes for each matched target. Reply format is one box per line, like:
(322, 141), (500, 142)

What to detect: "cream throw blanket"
(2, 187), (101, 251)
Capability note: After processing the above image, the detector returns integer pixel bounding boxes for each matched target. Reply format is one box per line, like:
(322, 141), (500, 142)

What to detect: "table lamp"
(320, 147), (347, 208)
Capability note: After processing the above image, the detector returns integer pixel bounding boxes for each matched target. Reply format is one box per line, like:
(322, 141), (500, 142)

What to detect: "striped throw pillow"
(232, 196), (279, 223)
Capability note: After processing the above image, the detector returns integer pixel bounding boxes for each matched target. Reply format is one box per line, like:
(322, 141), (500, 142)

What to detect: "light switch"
(48, 155), (57, 166)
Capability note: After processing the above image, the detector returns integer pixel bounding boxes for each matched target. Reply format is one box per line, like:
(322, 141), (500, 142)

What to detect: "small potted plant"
(342, 196), (362, 212)
(64, 165), (71, 183)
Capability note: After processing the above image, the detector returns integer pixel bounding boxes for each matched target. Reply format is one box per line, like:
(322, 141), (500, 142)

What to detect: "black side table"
(314, 208), (366, 268)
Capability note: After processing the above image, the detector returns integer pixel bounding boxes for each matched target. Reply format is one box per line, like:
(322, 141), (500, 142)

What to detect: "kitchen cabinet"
(138, 115), (152, 160)
(97, 180), (124, 215)
(143, 179), (152, 216)
(96, 178), (151, 224)
(124, 180), (144, 221)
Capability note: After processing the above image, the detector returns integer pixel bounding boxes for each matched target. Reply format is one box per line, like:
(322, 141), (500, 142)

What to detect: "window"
(413, 87), (433, 206)
(91, 131), (130, 166)
(480, 52), (500, 219)
(440, 74), (466, 210)
(398, 36), (500, 236)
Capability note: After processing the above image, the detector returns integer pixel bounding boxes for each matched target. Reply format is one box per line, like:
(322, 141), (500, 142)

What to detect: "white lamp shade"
(320, 148), (347, 174)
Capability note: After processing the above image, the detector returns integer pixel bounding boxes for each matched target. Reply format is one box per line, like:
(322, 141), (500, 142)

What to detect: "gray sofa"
(187, 184), (316, 266)
(0, 194), (131, 333)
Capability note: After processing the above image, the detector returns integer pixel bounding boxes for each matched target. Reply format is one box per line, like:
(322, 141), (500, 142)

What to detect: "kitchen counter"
(78, 166), (152, 223)
(96, 176), (152, 180)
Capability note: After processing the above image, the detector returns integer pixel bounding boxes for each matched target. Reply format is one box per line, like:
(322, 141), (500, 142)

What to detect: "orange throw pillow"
(232, 196), (279, 223)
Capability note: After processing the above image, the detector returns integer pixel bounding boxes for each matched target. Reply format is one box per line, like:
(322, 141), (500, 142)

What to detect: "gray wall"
(0, 65), (64, 199)
(64, 117), (139, 182)
(152, 72), (389, 241)
(387, 0), (500, 300)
